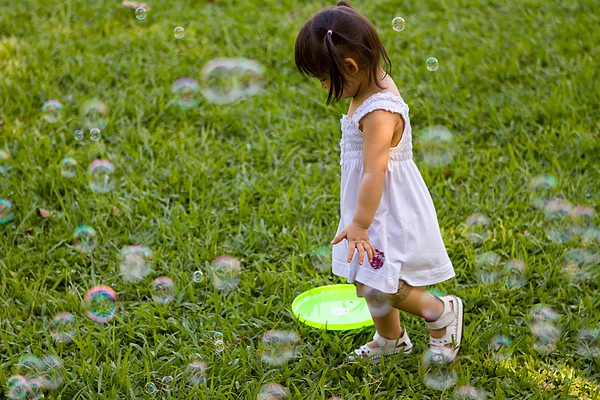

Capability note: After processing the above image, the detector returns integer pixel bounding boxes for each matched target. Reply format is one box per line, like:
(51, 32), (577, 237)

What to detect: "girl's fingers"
(356, 243), (364, 265)
(347, 241), (355, 262)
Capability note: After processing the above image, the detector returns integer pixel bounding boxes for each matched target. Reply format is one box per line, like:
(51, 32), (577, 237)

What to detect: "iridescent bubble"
(161, 376), (173, 392)
(576, 327), (600, 358)
(186, 358), (207, 386)
(27, 379), (44, 400)
(502, 259), (527, 288)
(360, 285), (393, 318)
(545, 225), (576, 244)
(419, 125), (455, 167)
(392, 17), (406, 32)
(210, 254), (242, 291)
(0, 199), (14, 224)
(426, 57), (439, 71)
(135, 7), (147, 20)
(192, 270), (204, 283)
(171, 78), (201, 109)
(72, 225), (97, 253)
(60, 157), (78, 178)
(50, 312), (76, 343)
(119, 245), (153, 282)
(563, 248), (599, 268)
(464, 213), (491, 244)
(423, 368), (457, 391)
(6, 375), (30, 400)
(454, 385), (489, 399)
(151, 276), (175, 304)
(256, 383), (290, 400)
(214, 339), (225, 353)
(530, 322), (560, 355)
(474, 251), (501, 283)
(0, 149), (9, 173)
(201, 58), (265, 104)
(145, 382), (158, 394)
(81, 99), (108, 130)
(528, 173), (558, 190)
(310, 247), (331, 272)
(74, 129), (84, 141)
(88, 159), (116, 193)
(571, 205), (596, 219)
(260, 330), (300, 366)
(421, 348), (452, 368)
(529, 304), (561, 323)
(489, 335), (512, 362)
(84, 285), (118, 323)
(42, 100), (63, 123)
(17, 355), (44, 376)
(39, 355), (64, 390)
(89, 128), (101, 141)
(214, 332), (223, 341)
(544, 198), (574, 219)
(174, 26), (184, 39)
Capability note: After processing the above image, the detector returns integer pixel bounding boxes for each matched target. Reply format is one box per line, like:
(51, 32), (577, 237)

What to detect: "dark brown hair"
(294, 1), (392, 104)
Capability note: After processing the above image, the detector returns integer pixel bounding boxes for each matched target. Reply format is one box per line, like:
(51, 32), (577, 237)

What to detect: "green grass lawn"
(1, 0), (599, 398)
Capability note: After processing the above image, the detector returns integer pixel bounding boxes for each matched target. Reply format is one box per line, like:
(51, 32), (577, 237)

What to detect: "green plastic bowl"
(291, 284), (374, 331)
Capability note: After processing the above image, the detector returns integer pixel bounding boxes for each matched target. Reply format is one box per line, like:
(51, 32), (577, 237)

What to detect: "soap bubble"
(529, 304), (561, 323)
(0, 150), (9, 173)
(419, 125), (455, 166)
(174, 26), (184, 39)
(420, 349), (457, 390)
(474, 251), (501, 283)
(501, 259), (527, 288)
(576, 327), (600, 358)
(6, 375), (30, 400)
(186, 357), (207, 386)
(74, 129), (84, 140)
(151, 276), (175, 304)
(531, 322), (560, 355)
(489, 335), (512, 362)
(119, 245), (153, 282)
(214, 339), (225, 353)
(257, 383), (290, 400)
(81, 99), (108, 130)
(60, 157), (78, 178)
(85, 285), (118, 323)
(89, 128), (101, 141)
(72, 225), (97, 253)
(260, 330), (300, 366)
(392, 17), (406, 32)
(464, 213), (491, 244)
(192, 270), (204, 283)
(88, 159), (116, 193)
(0, 199), (14, 223)
(50, 312), (76, 343)
(171, 78), (201, 109)
(201, 58), (265, 104)
(528, 174), (558, 190)
(210, 254), (242, 291)
(214, 332), (223, 341)
(42, 100), (63, 123)
(544, 198), (574, 219)
(135, 7), (146, 20)
(17, 355), (44, 376)
(454, 385), (489, 399)
(310, 247), (331, 272)
(39, 355), (64, 390)
(426, 57), (439, 71)
(161, 376), (173, 392)
(145, 382), (158, 394)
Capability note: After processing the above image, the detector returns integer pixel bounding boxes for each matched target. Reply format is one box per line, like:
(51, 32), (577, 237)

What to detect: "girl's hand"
(331, 221), (375, 265)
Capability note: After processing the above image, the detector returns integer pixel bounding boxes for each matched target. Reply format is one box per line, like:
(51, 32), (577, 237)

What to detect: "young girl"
(294, 2), (464, 364)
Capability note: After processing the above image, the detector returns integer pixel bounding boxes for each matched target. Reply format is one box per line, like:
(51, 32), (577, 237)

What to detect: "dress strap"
(352, 92), (409, 124)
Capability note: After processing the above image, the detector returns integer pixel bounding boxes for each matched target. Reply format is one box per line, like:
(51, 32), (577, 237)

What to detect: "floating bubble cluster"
(0, 199), (14, 224)
(257, 382), (290, 400)
(49, 312), (76, 343)
(419, 125), (455, 166)
(85, 285), (118, 323)
(426, 57), (439, 71)
(260, 330), (300, 366)
(171, 78), (201, 109)
(310, 247), (332, 272)
(41, 100), (63, 123)
(72, 225), (98, 253)
(119, 245), (153, 282)
(392, 17), (406, 32)
(201, 58), (265, 104)
(88, 159), (116, 193)
(60, 157), (78, 178)
(8, 354), (65, 398)
(151, 276), (175, 304)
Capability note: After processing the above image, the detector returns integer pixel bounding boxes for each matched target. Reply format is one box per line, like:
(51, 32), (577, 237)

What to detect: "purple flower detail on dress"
(370, 249), (385, 270)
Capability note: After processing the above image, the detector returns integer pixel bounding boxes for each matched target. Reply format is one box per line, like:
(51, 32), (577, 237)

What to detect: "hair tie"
(327, 30), (333, 36)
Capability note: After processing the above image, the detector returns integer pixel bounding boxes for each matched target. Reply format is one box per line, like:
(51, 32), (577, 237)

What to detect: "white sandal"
(348, 329), (413, 363)
(425, 295), (464, 363)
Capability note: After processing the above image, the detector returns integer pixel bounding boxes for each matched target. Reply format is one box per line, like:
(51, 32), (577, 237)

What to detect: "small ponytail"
(336, 1), (352, 8)
(323, 29), (347, 104)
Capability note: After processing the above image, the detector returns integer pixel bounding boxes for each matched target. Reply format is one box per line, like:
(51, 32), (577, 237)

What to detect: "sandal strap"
(425, 297), (455, 330)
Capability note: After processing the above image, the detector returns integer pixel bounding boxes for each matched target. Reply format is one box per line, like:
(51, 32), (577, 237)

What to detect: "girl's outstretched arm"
(331, 110), (402, 265)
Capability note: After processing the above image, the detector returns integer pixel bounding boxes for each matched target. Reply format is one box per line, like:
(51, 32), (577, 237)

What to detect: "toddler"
(294, 2), (464, 363)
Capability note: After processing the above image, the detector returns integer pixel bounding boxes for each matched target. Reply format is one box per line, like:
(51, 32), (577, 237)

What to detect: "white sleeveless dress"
(331, 92), (455, 293)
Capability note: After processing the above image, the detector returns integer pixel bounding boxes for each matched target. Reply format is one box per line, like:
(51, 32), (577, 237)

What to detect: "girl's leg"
(364, 301), (404, 348)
